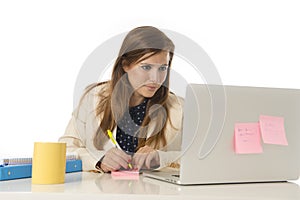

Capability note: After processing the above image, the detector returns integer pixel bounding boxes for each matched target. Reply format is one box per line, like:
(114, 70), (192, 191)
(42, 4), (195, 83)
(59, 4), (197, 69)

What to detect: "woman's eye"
(141, 65), (152, 71)
(159, 66), (168, 71)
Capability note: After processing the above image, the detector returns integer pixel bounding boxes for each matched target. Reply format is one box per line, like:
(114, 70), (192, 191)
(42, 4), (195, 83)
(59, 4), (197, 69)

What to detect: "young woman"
(59, 26), (184, 172)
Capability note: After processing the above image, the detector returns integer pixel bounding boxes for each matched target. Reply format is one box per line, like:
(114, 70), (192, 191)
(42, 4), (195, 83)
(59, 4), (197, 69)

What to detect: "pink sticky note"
(259, 115), (288, 145)
(111, 170), (139, 180)
(234, 123), (263, 154)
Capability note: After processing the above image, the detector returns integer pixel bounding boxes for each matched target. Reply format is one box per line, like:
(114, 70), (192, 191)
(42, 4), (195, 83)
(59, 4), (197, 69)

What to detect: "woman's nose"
(149, 70), (160, 83)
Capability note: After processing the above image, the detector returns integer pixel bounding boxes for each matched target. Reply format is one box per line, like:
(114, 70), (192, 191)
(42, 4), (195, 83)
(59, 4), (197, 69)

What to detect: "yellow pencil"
(107, 130), (133, 169)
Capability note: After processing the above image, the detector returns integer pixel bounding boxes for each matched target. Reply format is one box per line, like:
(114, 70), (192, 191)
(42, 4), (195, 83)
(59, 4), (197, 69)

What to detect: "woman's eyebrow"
(140, 62), (168, 66)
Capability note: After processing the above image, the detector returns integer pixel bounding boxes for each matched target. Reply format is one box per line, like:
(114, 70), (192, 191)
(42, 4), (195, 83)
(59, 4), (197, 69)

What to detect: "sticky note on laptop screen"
(234, 123), (263, 154)
(259, 115), (288, 145)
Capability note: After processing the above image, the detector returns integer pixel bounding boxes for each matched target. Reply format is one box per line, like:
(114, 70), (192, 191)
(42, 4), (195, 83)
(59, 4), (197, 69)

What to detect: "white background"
(0, 0), (299, 184)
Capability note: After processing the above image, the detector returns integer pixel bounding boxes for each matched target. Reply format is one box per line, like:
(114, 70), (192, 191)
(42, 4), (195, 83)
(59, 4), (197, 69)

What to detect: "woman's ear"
(123, 65), (130, 72)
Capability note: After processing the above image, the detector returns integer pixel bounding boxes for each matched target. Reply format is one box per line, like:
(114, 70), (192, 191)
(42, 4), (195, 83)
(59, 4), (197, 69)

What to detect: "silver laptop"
(143, 84), (300, 185)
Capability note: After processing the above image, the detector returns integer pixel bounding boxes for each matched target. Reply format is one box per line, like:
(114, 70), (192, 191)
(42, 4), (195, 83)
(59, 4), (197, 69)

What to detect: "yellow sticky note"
(32, 142), (66, 184)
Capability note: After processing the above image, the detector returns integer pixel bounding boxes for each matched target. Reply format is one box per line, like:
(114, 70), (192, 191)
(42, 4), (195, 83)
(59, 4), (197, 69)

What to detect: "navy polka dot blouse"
(116, 98), (148, 155)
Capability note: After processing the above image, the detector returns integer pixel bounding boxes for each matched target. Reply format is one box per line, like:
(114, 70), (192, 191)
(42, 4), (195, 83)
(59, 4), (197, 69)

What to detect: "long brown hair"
(91, 26), (175, 150)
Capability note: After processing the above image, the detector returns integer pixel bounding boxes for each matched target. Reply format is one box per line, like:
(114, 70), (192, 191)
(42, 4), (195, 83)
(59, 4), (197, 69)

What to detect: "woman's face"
(123, 51), (169, 104)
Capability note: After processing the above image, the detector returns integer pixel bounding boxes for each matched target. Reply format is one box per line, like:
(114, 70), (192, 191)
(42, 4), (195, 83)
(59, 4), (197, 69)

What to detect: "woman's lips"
(145, 85), (158, 91)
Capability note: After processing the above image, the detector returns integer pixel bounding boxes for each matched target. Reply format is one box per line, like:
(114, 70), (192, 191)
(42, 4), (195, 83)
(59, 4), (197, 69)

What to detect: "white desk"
(0, 172), (299, 200)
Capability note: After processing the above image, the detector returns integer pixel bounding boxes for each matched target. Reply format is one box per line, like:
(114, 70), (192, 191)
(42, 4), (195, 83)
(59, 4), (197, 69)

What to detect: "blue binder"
(0, 159), (82, 181)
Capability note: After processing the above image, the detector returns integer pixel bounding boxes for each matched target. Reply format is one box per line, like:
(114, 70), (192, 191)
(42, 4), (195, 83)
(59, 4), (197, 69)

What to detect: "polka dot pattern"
(116, 98), (148, 154)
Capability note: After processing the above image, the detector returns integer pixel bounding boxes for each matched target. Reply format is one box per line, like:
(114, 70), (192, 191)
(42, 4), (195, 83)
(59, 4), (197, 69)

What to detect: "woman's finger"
(135, 154), (147, 170)
(145, 153), (153, 169)
(102, 148), (131, 171)
(101, 156), (120, 172)
(145, 151), (159, 169)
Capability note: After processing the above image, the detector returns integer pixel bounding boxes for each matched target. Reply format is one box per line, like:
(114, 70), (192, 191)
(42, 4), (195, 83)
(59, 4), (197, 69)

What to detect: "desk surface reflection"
(0, 172), (299, 200)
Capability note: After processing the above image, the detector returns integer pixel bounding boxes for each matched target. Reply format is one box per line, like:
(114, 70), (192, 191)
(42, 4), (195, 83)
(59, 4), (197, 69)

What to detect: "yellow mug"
(32, 142), (66, 184)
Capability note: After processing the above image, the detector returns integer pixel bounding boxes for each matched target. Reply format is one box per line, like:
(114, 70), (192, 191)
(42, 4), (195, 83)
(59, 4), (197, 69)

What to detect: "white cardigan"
(59, 83), (184, 171)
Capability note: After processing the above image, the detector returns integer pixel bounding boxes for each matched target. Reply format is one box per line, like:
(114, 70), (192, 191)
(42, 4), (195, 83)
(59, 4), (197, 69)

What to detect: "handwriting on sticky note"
(259, 115), (288, 145)
(111, 170), (139, 180)
(234, 123), (263, 154)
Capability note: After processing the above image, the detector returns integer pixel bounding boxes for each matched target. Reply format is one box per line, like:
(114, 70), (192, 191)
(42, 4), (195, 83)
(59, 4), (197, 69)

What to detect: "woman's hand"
(100, 148), (132, 172)
(132, 145), (160, 170)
